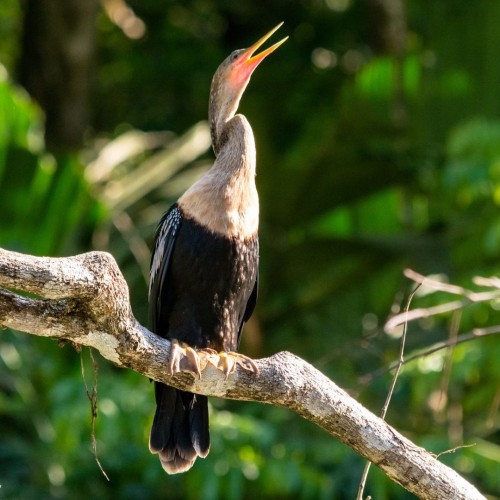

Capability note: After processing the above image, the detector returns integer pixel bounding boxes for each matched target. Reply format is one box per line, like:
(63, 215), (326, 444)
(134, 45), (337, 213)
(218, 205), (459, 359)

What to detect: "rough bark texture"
(0, 248), (485, 500)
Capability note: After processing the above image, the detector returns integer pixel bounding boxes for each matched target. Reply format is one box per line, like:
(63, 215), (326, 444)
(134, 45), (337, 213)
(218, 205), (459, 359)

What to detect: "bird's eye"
(231, 52), (239, 62)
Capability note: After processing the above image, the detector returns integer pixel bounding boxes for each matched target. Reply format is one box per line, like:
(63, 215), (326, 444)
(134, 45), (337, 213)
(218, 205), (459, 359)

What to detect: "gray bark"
(0, 247), (485, 500)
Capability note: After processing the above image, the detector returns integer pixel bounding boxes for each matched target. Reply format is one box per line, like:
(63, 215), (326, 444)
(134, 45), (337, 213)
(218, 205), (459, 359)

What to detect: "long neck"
(209, 78), (249, 156)
(214, 114), (256, 177)
(178, 114), (259, 239)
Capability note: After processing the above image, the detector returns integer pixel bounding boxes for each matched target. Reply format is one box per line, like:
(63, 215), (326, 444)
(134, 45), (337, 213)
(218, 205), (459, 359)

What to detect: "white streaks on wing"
(149, 207), (182, 298)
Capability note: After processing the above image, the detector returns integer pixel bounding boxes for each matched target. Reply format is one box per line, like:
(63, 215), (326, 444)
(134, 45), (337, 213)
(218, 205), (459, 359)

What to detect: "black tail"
(149, 382), (210, 474)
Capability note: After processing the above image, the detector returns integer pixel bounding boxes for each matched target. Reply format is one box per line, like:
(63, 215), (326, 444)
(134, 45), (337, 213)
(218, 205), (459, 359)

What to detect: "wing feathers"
(149, 204), (183, 334)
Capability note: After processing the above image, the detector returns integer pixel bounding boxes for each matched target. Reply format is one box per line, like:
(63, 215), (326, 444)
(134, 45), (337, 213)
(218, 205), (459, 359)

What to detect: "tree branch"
(0, 248), (485, 499)
(385, 268), (500, 332)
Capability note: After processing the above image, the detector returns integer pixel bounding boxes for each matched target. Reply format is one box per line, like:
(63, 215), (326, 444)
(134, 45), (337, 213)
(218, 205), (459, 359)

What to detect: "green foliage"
(1, 1), (500, 498)
(0, 68), (99, 256)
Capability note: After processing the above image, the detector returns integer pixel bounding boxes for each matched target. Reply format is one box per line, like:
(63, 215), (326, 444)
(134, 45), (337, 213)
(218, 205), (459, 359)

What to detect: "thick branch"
(0, 248), (485, 499)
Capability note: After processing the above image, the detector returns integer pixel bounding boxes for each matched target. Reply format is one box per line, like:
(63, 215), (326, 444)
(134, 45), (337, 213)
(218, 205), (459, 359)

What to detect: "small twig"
(385, 299), (466, 332)
(360, 325), (500, 386)
(404, 269), (468, 296)
(356, 284), (420, 500)
(381, 285), (420, 419)
(385, 270), (500, 332)
(404, 269), (500, 301)
(438, 310), (462, 415)
(434, 443), (476, 459)
(81, 348), (110, 481)
(472, 276), (500, 289)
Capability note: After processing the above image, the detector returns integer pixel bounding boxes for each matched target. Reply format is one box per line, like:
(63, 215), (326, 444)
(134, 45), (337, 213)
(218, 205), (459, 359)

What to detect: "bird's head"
(209, 23), (287, 153)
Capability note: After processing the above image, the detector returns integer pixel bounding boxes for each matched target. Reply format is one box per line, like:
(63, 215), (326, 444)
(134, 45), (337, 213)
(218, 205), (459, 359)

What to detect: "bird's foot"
(198, 349), (259, 378)
(167, 340), (259, 379)
(167, 339), (203, 378)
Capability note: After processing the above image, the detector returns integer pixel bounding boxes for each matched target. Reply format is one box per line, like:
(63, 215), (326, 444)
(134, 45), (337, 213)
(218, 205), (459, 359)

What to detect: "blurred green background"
(1, 0), (499, 498)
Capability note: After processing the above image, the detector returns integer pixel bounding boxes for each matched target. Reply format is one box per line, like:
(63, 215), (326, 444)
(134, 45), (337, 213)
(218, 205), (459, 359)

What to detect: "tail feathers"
(149, 383), (210, 474)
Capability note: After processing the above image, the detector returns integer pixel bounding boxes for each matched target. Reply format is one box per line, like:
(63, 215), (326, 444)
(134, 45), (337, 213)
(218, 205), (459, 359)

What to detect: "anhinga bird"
(148, 24), (287, 474)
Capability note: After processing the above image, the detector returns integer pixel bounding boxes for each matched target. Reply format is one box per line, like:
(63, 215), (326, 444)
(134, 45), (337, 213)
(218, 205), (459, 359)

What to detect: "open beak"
(245, 22), (288, 69)
(233, 23), (287, 83)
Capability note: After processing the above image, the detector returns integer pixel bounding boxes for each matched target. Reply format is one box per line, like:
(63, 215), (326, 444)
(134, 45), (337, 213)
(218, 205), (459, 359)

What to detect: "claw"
(167, 340), (259, 379)
(231, 352), (259, 374)
(219, 352), (235, 377)
(198, 349), (259, 377)
(167, 339), (202, 378)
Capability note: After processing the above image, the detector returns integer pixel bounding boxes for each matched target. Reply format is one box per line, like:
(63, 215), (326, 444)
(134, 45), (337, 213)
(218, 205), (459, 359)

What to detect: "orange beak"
(233, 23), (288, 84)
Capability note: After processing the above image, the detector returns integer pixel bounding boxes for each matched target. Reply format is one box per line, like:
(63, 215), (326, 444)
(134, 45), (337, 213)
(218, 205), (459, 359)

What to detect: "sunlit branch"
(385, 268), (500, 332)
(0, 248), (486, 500)
(360, 325), (500, 385)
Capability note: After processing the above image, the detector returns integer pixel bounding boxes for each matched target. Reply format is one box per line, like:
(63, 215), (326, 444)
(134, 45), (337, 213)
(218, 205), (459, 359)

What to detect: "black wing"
(149, 204), (183, 336)
(236, 267), (259, 348)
